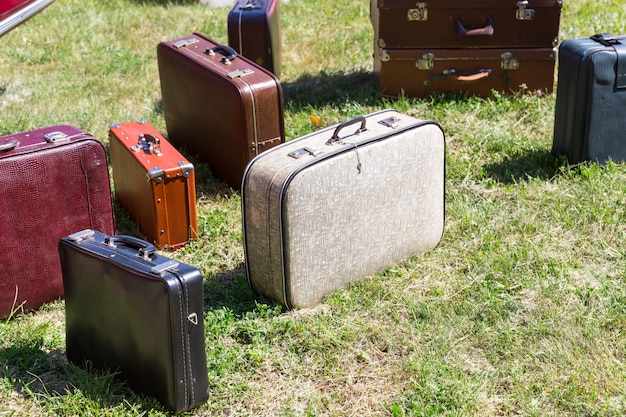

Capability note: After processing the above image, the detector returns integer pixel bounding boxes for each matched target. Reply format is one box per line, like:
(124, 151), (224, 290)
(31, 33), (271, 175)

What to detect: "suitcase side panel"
(376, 47), (555, 98)
(243, 111), (445, 308)
(0, 129), (114, 318)
(157, 33), (284, 189)
(372, 0), (562, 49)
(228, 0), (282, 77)
(59, 231), (208, 413)
(109, 122), (198, 249)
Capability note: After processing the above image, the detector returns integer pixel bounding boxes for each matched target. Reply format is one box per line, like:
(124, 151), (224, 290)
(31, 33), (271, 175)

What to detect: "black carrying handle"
(327, 116), (367, 144)
(204, 45), (238, 64)
(455, 16), (494, 37)
(104, 235), (156, 260)
(0, 138), (18, 152)
(591, 33), (626, 89)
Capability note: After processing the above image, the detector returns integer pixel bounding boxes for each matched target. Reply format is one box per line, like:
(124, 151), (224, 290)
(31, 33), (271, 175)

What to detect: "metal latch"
(44, 131), (70, 144)
(172, 38), (199, 49)
(288, 147), (322, 159)
(407, 3), (428, 21)
(68, 229), (95, 242)
(379, 116), (401, 129)
(178, 161), (194, 178)
(147, 166), (164, 183)
(501, 52), (519, 70)
(516, 1), (535, 20)
(151, 260), (180, 275)
(416, 53), (435, 70)
(228, 69), (254, 79)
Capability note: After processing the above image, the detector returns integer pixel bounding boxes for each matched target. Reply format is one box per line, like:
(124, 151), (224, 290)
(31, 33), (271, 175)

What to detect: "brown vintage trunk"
(374, 47), (556, 98)
(228, 0), (282, 77)
(109, 121), (198, 250)
(157, 32), (285, 190)
(371, 0), (562, 49)
(0, 125), (115, 318)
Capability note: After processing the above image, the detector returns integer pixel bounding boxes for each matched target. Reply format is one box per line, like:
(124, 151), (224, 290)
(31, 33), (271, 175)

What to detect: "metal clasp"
(408, 3), (428, 21)
(178, 161), (194, 178)
(501, 52), (519, 70)
(416, 53), (435, 70)
(172, 38), (199, 49)
(151, 260), (180, 275)
(379, 117), (401, 129)
(516, 0), (535, 20)
(44, 131), (70, 144)
(68, 229), (95, 242)
(288, 147), (322, 159)
(147, 167), (164, 183)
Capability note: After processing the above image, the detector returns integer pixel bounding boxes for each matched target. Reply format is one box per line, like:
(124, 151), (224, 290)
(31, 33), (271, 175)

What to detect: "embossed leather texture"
(0, 125), (114, 318)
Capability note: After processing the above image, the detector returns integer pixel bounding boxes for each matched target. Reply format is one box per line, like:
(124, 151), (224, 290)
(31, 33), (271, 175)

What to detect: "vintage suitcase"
(59, 229), (209, 414)
(0, 125), (115, 319)
(109, 121), (198, 250)
(242, 110), (445, 309)
(552, 34), (626, 164)
(157, 32), (285, 189)
(0, 0), (55, 36)
(374, 46), (556, 98)
(227, 0), (282, 77)
(370, 0), (562, 50)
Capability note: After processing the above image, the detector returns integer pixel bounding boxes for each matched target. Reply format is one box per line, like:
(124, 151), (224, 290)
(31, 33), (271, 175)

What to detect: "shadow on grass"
(0, 343), (159, 413)
(282, 68), (381, 110)
(483, 148), (562, 184)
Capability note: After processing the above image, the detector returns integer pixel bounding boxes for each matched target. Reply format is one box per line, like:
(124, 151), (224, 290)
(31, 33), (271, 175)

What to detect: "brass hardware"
(516, 0), (535, 20)
(416, 53), (435, 70)
(172, 38), (199, 49)
(228, 69), (254, 78)
(44, 131), (70, 144)
(501, 52), (519, 70)
(151, 260), (180, 275)
(407, 3), (428, 21)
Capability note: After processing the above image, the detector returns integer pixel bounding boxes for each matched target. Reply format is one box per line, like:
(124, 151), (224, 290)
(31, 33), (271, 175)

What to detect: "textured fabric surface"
(0, 126), (115, 318)
(242, 110), (445, 308)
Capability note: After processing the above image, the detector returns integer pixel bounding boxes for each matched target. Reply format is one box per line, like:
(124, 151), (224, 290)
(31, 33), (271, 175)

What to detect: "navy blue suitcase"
(552, 34), (626, 164)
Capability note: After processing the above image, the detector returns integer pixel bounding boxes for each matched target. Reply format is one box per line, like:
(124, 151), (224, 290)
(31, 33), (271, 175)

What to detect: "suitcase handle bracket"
(0, 138), (18, 152)
(326, 116), (367, 145)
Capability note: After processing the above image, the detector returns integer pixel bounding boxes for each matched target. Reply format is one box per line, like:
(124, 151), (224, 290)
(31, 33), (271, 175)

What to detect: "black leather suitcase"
(58, 230), (209, 414)
(228, 0), (282, 77)
(552, 34), (626, 164)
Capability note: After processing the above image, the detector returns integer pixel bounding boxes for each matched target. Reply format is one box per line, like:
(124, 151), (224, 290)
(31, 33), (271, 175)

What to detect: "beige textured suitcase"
(241, 110), (445, 309)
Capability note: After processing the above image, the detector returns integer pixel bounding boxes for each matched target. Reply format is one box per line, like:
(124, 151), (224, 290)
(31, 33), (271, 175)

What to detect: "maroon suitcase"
(374, 46), (556, 98)
(157, 32), (285, 189)
(228, 0), (282, 77)
(0, 125), (115, 318)
(370, 0), (562, 50)
(0, 0), (55, 37)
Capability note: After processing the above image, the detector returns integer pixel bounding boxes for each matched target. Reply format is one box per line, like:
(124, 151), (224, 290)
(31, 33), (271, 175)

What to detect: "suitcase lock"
(407, 3), (427, 21)
(516, 1), (535, 21)
(501, 52), (519, 70)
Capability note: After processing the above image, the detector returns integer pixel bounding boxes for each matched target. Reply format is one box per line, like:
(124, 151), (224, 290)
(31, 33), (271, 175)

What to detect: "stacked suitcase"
(370, 0), (563, 98)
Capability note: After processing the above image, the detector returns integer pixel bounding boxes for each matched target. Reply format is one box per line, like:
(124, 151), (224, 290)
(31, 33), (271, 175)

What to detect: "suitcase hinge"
(68, 229), (96, 242)
(147, 166), (164, 183)
(150, 260), (180, 275)
(172, 38), (199, 49)
(44, 131), (70, 144)
(178, 161), (194, 178)
(501, 52), (519, 70)
(416, 53), (435, 70)
(515, 1), (535, 21)
(228, 68), (255, 79)
(407, 3), (428, 21)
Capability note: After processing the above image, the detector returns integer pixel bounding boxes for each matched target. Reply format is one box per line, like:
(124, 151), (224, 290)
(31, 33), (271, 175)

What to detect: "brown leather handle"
(444, 69), (492, 82)
(455, 17), (494, 36)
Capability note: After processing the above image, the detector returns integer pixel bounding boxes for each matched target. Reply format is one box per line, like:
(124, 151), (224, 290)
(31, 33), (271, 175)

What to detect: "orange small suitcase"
(109, 121), (198, 250)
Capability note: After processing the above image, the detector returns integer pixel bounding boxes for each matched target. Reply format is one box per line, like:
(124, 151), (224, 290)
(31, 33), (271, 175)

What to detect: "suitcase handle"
(442, 69), (492, 82)
(0, 139), (18, 152)
(327, 116), (367, 144)
(205, 45), (238, 64)
(104, 235), (156, 260)
(455, 17), (494, 37)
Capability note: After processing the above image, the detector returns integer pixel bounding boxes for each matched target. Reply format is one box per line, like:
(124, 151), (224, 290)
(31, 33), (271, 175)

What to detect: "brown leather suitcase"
(374, 46), (556, 98)
(370, 0), (562, 50)
(228, 0), (282, 77)
(0, 125), (115, 318)
(157, 32), (285, 190)
(109, 121), (198, 251)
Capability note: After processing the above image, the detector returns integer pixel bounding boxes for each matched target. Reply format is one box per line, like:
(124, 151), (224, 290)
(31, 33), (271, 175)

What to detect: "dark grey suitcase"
(58, 230), (209, 414)
(552, 34), (626, 164)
